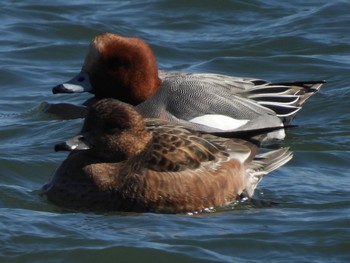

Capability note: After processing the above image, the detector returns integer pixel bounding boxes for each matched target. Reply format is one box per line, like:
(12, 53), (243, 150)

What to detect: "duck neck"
(129, 76), (162, 106)
(119, 139), (154, 176)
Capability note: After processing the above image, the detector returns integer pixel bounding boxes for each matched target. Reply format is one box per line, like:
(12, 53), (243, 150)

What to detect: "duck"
(51, 32), (324, 142)
(42, 98), (293, 213)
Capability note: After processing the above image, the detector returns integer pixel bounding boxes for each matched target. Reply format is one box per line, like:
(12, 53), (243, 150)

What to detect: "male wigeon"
(52, 32), (324, 142)
(43, 98), (293, 213)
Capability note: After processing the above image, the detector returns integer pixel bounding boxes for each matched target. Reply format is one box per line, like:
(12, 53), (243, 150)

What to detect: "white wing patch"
(189, 114), (249, 130)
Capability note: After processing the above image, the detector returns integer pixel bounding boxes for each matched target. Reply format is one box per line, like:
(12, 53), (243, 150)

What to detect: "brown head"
(80, 98), (153, 161)
(82, 33), (162, 105)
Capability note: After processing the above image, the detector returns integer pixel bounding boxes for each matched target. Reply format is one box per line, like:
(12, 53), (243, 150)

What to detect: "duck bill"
(52, 71), (92, 94)
(54, 135), (90, 152)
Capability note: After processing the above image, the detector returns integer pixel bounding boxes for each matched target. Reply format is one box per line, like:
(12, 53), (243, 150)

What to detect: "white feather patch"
(189, 114), (249, 130)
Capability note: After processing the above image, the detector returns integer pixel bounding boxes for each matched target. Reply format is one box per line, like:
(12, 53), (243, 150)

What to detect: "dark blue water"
(1, 1), (349, 262)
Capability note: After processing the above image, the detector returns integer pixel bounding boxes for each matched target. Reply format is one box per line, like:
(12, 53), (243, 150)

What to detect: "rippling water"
(1, 0), (349, 262)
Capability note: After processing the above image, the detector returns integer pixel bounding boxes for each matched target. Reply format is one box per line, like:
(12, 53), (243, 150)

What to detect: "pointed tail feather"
(244, 147), (293, 197)
(247, 80), (325, 125)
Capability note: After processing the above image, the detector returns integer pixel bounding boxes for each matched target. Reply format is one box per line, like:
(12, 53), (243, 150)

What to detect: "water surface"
(1, 1), (349, 262)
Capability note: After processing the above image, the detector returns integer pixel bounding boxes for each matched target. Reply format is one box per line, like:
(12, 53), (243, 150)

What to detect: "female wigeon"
(43, 98), (293, 213)
(52, 32), (324, 142)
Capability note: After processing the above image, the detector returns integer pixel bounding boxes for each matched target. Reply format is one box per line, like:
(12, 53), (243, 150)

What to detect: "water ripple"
(1, 0), (350, 262)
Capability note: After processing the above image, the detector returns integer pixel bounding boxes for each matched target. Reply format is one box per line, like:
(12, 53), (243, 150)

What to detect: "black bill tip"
(54, 142), (72, 152)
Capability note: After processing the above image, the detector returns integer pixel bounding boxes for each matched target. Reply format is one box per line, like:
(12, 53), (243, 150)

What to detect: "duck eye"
(108, 57), (128, 69)
(104, 122), (121, 134)
(110, 62), (122, 69)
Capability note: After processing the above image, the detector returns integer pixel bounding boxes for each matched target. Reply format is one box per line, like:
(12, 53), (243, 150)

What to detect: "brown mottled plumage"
(43, 99), (292, 213)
